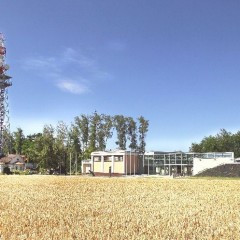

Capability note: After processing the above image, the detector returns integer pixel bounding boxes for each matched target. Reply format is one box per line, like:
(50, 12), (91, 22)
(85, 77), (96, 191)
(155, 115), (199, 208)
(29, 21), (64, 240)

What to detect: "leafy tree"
(6, 112), (150, 169)
(190, 135), (220, 153)
(33, 134), (43, 162)
(75, 114), (89, 151)
(69, 124), (81, 155)
(13, 128), (25, 154)
(138, 116), (149, 153)
(127, 117), (138, 150)
(89, 111), (101, 151)
(189, 129), (239, 156)
(114, 115), (128, 150)
(202, 135), (220, 152)
(22, 134), (41, 163)
(40, 124), (56, 169)
(233, 131), (240, 158)
(97, 114), (113, 151)
(189, 142), (203, 152)
(55, 121), (68, 170)
(68, 124), (81, 172)
(2, 129), (13, 155)
(216, 129), (233, 152)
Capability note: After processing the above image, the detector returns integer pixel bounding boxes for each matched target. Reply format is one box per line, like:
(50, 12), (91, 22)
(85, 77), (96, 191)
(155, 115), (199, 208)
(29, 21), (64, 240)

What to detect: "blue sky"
(1, 0), (240, 151)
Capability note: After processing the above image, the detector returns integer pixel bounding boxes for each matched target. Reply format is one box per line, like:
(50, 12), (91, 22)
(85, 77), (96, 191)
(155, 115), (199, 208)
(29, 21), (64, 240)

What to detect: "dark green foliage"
(96, 114), (113, 151)
(190, 129), (240, 157)
(138, 116), (149, 154)
(114, 115), (128, 150)
(2, 129), (13, 155)
(127, 117), (138, 150)
(13, 128), (24, 154)
(41, 124), (56, 169)
(89, 111), (101, 151)
(22, 134), (41, 163)
(3, 166), (12, 175)
(75, 114), (89, 151)
(6, 112), (149, 171)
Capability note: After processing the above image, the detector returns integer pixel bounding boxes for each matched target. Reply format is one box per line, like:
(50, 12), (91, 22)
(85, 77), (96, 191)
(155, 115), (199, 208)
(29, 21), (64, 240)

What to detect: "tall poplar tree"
(13, 128), (25, 154)
(2, 129), (13, 155)
(75, 114), (89, 151)
(68, 124), (81, 171)
(89, 111), (101, 151)
(127, 117), (138, 150)
(114, 115), (128, 150)
(55, 121), (68, 170)
(97, 114), (113, 151)
(138, 116), (149, 153)
(41, 124), (55, 169)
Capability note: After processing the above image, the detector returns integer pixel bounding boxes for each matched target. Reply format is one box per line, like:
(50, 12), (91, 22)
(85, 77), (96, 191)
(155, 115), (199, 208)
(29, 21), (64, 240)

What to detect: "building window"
(114, 156), (123, 161)
(93, 156), (101, 162)
(104, 156), (112, 162)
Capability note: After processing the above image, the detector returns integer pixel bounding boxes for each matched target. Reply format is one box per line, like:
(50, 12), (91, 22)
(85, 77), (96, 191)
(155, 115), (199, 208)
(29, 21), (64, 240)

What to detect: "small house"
(0, 154), (26, 173)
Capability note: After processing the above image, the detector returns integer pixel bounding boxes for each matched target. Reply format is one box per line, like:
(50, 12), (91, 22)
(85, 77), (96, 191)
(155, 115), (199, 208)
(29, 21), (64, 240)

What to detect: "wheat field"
(0, 175), (240, 239)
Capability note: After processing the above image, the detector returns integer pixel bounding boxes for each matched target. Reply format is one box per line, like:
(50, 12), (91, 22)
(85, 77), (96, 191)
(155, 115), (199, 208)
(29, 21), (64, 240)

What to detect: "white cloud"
(56, 79), (89, 94)
(21, 47), (111, 94)
(22, 56), (59, 72)
(62, 48), (95, 68)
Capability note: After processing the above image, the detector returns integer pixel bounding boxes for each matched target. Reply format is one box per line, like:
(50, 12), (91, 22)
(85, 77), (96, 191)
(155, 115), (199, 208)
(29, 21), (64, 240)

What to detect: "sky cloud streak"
(56, 79), (89, 94)
(21, 47), (109, 94)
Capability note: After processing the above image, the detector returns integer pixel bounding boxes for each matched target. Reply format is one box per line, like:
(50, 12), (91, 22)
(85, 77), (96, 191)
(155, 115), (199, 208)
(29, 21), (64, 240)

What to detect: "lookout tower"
(0, 33), (12, 155)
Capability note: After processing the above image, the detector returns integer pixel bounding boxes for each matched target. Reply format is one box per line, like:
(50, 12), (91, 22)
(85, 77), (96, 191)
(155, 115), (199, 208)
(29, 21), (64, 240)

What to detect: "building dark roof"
(0, 154), (25, 164)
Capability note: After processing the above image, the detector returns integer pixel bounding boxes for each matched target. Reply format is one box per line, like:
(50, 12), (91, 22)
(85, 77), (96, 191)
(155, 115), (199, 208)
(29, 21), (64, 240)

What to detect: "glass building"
(143, 151), (234, 176)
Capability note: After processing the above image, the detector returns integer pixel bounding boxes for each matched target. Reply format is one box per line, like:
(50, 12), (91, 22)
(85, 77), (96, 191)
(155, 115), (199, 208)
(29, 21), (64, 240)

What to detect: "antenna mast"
(0, 33), (12, 155)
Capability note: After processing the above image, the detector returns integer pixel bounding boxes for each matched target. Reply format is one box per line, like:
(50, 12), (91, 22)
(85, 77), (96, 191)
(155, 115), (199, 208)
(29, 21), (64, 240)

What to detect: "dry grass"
(0, 176), (240, 239)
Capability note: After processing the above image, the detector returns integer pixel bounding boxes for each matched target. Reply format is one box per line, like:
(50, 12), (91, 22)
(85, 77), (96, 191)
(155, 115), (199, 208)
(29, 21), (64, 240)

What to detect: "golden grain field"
(0, 175), (240, 240)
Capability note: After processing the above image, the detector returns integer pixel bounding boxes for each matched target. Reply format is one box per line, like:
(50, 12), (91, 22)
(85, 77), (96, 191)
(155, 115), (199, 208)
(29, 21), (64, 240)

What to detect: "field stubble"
(0, 175), (240, 239)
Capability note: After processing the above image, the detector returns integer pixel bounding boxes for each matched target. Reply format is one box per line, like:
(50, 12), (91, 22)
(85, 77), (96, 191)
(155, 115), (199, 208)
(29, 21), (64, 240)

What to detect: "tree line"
(190, 129), (240, 157)
(2, 112), (149, 171)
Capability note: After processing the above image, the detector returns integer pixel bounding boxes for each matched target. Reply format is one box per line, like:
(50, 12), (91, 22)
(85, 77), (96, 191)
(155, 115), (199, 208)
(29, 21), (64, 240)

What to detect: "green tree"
(189, 142), (203, 152)
(201, 135), (220, 152)
(127, 117), (138, 150)
(75, 114), (89, 151)
(54, 121), (68, 170)
(138, 116), (149, 153)
(216, 129), (233, 152)
(114, 115), (128, 150)
(13, 128), (25, 154)
(6, 112), (150, 166)
(40, 124), (56, 169)
(22, 133), (41, 163)
(69, 124), (81, 155)
(97, 114), (113, 151)
(2, 129), (13, 155)
(233, 131), (240, 158)
(89, 111), (101, 151)
(189, 129), (237, 155)
(68, 124), (81, 172)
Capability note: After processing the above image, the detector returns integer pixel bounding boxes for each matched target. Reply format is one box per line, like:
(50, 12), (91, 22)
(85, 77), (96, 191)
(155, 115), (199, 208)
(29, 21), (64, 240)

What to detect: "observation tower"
(0, 33), (12, 155)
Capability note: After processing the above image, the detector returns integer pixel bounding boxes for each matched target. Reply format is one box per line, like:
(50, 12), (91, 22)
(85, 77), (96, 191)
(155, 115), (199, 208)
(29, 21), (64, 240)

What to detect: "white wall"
(193, 157), (234, 175)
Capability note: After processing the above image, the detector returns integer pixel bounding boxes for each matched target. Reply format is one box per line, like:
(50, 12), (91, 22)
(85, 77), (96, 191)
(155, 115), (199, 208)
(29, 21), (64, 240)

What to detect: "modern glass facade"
(143, 152), (234, 176)
(84, 151), (234, 176)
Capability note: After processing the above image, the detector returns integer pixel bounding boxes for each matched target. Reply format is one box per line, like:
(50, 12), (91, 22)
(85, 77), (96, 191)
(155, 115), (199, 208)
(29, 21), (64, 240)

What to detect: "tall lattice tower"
(0, 33), (12, 155)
